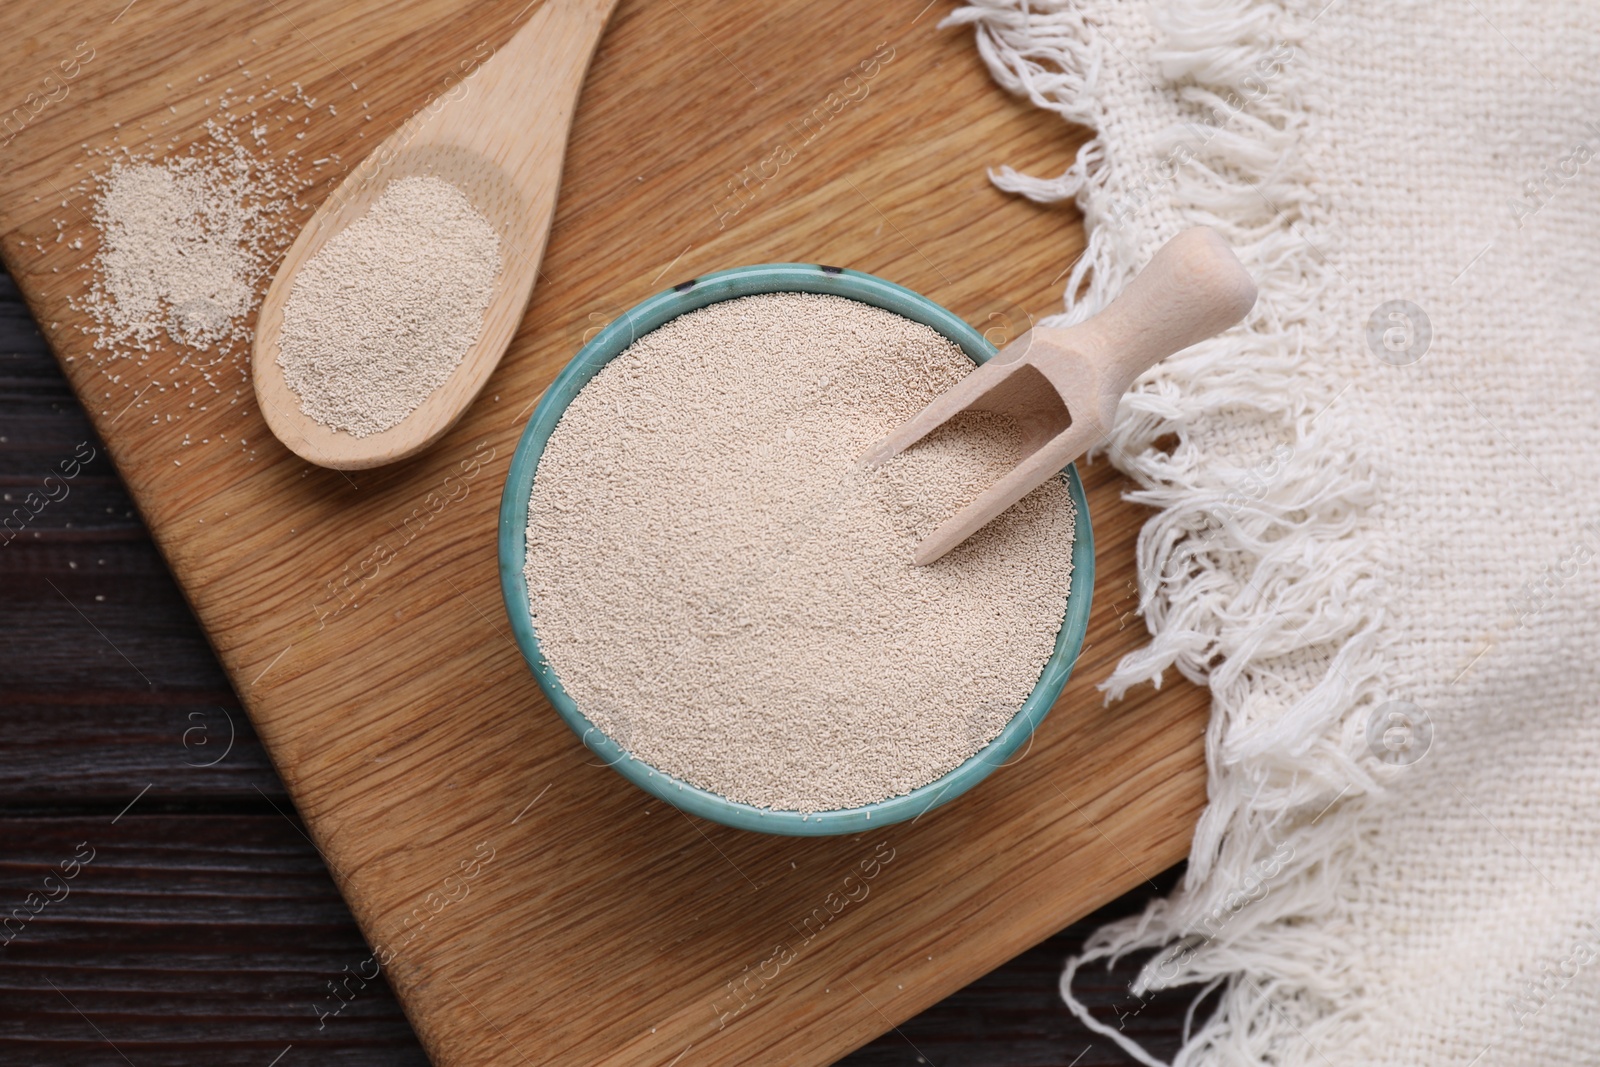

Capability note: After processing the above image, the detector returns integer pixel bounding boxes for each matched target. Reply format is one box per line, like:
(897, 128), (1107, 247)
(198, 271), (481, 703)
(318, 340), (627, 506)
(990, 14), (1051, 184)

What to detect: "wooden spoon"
(863, 227), (1257, 565)
(251, 0), (619, 470)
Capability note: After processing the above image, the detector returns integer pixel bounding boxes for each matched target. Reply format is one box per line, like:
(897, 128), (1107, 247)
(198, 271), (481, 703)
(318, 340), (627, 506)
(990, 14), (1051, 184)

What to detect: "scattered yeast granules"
(66, 73), (330, 460)
(524, 292), (1077, 812)
(89, 151), (280, 352)
(276, 175), (502, 437)
(79, 117), (307, 365)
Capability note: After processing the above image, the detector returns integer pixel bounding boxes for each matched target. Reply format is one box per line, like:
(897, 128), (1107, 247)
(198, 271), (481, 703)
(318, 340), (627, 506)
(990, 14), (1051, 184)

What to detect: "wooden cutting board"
(0, 1), (1209, 1063)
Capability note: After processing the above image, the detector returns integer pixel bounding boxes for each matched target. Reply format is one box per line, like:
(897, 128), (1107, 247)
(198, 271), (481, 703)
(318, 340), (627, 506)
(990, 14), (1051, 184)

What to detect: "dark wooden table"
(0, 268), (1201, 1065)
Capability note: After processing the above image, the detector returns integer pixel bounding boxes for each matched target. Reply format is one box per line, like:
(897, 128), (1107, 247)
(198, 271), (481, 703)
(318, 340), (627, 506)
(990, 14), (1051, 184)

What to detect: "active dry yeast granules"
(277, 175), (501, 437)
(524, 292), (1076, 812)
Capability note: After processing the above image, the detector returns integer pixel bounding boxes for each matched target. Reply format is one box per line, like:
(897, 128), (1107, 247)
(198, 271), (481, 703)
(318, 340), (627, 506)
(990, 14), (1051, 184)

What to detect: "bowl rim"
(497, 262), (1095, 835)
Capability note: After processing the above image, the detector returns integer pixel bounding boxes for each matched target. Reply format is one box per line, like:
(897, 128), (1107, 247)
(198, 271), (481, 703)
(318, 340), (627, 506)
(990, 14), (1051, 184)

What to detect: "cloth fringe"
(943, 0), (1391, 1063)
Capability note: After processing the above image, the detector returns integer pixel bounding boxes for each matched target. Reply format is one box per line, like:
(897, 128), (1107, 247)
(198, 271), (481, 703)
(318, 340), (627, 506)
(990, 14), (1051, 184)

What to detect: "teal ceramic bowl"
(498, 263), (1094, 836)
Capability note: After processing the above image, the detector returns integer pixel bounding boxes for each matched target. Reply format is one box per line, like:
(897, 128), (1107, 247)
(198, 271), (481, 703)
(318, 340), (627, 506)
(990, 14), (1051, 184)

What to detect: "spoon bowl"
(252, 0), (619, 470)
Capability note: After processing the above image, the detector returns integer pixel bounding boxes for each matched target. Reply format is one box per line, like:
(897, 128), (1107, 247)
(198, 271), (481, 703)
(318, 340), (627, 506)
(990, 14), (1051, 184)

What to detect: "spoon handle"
(1043, 228), (1257, 415)
(433, 0), (619, 178)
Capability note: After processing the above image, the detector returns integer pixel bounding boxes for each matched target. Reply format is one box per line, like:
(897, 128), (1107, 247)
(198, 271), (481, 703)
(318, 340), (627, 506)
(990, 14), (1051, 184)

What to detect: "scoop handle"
(1062, 228), (1257, 398)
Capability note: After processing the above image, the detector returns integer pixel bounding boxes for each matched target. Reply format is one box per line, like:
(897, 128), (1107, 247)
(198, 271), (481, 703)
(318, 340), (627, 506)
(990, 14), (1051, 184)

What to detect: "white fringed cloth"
(948, 0), (1600, 1063)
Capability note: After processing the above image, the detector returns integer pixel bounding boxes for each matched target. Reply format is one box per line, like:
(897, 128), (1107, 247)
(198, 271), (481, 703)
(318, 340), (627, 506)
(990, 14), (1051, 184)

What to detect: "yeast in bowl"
(497, 264), (1094, 835)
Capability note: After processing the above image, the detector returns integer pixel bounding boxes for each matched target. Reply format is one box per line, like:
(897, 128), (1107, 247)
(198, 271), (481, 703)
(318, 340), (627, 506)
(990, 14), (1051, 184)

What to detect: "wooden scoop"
(251, 0), (619, 470)
(863, 228), (1257, 565)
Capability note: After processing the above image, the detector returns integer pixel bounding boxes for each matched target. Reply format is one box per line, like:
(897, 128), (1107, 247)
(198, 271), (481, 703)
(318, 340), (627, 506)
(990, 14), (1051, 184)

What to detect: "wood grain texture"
(0, 817), (430, 1067)
(0, 2), (1211, 1064)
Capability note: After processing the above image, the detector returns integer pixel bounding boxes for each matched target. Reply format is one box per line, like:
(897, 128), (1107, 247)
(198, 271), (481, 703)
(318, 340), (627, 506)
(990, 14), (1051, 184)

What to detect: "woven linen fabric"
(949, 0), (1600, 1063)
